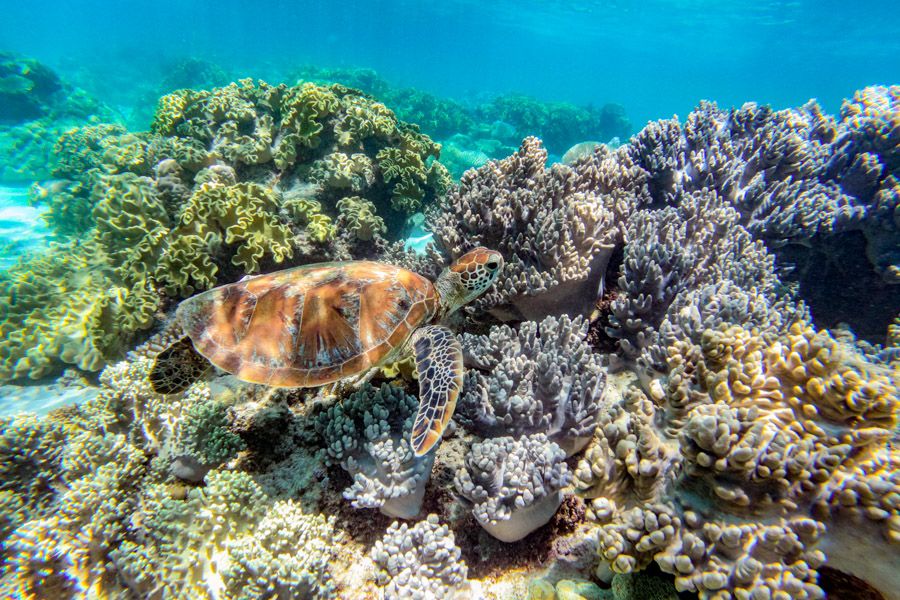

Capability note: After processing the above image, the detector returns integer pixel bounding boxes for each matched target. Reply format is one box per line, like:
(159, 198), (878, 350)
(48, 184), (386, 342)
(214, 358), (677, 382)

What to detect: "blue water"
(2, 0), (898, 128)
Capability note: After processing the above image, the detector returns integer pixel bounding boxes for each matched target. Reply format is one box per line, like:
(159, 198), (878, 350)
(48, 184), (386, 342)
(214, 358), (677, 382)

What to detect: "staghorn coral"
(0, 401), (149, 597)
(575, 322), (899, 599)
(315, 383), (436, 519)
(370, 514), (469, 599)
(455, 433), (572, 542)
(458, 315), (606, 455)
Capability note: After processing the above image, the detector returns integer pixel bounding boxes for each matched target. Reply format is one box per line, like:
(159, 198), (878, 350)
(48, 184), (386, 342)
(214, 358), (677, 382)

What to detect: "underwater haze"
(3, 0), (900, 126)
(1, 1), (899, 599)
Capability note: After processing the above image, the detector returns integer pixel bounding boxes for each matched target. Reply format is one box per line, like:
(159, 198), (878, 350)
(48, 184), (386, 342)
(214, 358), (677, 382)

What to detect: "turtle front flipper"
(148, 337), (211, 395)
(409, 325), (463, 456)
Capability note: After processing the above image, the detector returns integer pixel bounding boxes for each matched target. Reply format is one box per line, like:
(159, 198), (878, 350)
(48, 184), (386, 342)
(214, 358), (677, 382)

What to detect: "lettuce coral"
(11, 77), (448, 381)
(156, 182), (296, 296)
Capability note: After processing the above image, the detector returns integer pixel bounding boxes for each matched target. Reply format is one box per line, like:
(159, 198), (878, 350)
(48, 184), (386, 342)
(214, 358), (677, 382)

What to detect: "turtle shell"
(176, 261), (438, 387)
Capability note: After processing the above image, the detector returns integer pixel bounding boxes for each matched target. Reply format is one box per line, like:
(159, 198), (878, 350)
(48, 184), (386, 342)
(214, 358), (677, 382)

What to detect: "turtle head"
(436, 247), (504, 316)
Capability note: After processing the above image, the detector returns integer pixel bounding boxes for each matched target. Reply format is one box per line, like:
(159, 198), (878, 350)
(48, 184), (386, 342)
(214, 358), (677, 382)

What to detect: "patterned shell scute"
(176, 261), (437, 387)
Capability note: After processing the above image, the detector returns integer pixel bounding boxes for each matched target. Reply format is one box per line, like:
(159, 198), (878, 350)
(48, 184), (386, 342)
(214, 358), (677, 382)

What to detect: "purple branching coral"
(458, 315), (606, 456)
(454, 433), (572, 542)
(628, 88), (900, 287)
(428, 136), (643, 320)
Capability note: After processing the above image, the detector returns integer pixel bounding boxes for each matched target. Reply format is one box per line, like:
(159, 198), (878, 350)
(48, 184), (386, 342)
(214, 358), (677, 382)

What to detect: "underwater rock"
(455, 433), (572, 542)
(562, 141), (604, 165)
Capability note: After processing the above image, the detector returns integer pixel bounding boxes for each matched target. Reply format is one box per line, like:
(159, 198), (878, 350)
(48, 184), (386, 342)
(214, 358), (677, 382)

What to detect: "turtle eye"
(486, 259), (500, 270)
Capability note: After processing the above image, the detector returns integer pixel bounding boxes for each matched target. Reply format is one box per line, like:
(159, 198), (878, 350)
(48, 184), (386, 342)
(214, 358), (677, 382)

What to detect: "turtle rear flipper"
(409, 325), (463, 456)
(149, 337), (210, 395)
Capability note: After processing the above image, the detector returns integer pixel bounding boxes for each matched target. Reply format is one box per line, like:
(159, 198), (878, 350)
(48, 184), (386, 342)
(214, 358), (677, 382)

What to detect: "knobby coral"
(315, 383), (436, 518)
(458, 314), (606, 455)
(574, 322), (899, 599)
(371, 514), (469, 599)
(455, 433), (572, 542)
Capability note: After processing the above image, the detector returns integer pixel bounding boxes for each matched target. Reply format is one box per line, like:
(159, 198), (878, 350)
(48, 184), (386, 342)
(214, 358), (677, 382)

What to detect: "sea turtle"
(149, 247), (504, 456)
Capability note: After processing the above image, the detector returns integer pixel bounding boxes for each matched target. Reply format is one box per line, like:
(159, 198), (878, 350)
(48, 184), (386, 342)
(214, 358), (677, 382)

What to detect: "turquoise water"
(0, 2), (898, 599)
(3, 0), (899, 127)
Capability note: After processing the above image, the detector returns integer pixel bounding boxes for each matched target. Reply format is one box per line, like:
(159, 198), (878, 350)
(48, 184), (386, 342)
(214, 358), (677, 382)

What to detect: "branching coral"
(605, 188), (794, 371)
(627, 90), (899, 300)
(220, 499), (339, 599)
(429, 137), (635, 320)
(371, 514), (469, 599)
(458, 315), (606, 455)
(315, 383), (436, 518)
(455, 433), (572, 542)
(1, 405), (149, 596)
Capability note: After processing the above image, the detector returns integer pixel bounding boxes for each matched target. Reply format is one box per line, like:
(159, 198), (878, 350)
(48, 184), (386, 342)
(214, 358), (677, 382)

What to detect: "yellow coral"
(337, 195), (386, 241)
(156, 183), (295, 296)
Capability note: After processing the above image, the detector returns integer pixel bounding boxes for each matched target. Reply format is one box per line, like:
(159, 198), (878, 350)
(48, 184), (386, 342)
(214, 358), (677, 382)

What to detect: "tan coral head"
(436, 247), (504, 317)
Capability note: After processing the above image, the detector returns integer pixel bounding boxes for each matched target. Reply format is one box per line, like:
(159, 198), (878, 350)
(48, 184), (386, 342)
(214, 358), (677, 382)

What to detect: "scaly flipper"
(148, 337), (210, 395)
(410, 325), (463, 456)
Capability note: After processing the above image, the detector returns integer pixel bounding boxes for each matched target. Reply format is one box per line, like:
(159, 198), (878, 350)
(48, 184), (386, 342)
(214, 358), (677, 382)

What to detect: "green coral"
(0, 243), (125, 378)
(337, 195), (386, 241)
(157, 182), (295, 296)
(110, 469), (337, 599)
(13, 77), (448, 381)
(221, 500), (338, 599)
(174, 387), (245, 466)
(283, 194), (336, 243)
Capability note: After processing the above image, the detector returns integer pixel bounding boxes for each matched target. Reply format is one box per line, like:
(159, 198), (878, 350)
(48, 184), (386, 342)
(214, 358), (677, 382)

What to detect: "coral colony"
(0, 52), (897, 600)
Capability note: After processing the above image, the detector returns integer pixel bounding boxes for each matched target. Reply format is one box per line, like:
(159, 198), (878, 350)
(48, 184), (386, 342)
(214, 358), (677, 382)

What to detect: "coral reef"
(429, 136), (634, 320)
(625, 90), (900, 338)
(9, 79), (448, 381)
(315, 383), (436, 518)
(458, 315), (606, 455)
(371, 514), (469, 599)
(475, 94), (631, 156)
(3, 81), (898, 600)
(455, 433), (572, 542)
(0, 53), (112, 182)
(574, 322), (899, 599)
